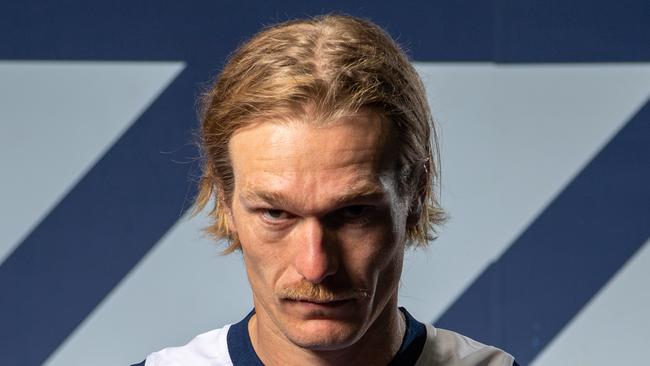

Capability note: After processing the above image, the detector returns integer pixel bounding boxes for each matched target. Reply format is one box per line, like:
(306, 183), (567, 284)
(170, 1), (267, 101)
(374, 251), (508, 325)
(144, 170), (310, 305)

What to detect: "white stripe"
(0, 61), (185, 264)
(532, 237), (650, 365)
(401, 63), (650, 323)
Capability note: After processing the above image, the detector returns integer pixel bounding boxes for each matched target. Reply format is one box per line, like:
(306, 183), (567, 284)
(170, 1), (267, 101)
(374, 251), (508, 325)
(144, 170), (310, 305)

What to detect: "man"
(136, 14), (518, 366)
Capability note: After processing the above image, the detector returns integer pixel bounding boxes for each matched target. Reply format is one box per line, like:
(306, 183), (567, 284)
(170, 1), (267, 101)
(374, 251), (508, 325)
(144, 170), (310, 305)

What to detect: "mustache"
(277, 281), (369, 303)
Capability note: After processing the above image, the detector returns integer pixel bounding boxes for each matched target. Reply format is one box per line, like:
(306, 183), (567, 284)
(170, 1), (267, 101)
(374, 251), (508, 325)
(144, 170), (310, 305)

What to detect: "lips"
(293, 298), (353, 307)
(282, 297), (356, 312)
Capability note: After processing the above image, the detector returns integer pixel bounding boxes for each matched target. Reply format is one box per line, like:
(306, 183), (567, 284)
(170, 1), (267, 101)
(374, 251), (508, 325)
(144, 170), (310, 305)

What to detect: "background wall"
(1, 1), (649, 365)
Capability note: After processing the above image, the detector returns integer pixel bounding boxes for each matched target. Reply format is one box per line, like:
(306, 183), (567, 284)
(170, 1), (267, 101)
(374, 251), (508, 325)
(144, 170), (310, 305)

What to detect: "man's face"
(227, 111), (409, 350)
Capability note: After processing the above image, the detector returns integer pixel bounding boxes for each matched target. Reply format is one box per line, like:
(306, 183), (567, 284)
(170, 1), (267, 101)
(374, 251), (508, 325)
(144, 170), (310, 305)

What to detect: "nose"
(293, 218), (338, 284)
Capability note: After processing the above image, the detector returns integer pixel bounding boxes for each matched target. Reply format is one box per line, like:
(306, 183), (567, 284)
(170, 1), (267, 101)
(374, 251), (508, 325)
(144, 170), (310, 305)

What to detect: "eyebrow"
(240, 183), (387, 211)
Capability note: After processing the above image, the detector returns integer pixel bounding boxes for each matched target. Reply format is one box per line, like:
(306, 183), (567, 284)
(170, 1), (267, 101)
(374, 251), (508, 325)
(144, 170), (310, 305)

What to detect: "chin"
(282, 317), (364, 351)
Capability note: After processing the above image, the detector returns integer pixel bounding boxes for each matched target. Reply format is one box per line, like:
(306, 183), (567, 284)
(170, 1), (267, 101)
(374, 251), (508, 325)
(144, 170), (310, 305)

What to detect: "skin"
(226, 111), (411, 365)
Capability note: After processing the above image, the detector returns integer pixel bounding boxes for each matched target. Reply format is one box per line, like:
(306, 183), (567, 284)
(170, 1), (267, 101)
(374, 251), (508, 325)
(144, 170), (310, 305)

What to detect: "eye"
(260, 209), (291, 222)
(341, 205), (370, 218)
(337, 205), (376, 225)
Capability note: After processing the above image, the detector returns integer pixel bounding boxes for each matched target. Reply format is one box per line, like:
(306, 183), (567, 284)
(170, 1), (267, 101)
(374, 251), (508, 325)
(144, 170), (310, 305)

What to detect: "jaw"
(250, 275), (403, 351)
(250, 293), (404, 366)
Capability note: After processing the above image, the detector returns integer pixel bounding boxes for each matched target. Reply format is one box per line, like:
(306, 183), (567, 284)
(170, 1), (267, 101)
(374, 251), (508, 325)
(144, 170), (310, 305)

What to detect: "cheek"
(232, 205), (287, 295)
(350, 226), (405, 301)
(239, 240), (288, 304)
(338, 222), (404, 283)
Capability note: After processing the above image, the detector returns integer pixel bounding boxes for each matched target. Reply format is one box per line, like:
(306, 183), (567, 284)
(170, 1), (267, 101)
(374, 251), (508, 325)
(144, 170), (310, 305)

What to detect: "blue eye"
(261, 209), (289, 221)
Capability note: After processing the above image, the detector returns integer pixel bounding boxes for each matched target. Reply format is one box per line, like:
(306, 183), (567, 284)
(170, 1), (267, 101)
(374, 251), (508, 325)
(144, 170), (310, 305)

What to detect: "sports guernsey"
(134, 308), (518, 366)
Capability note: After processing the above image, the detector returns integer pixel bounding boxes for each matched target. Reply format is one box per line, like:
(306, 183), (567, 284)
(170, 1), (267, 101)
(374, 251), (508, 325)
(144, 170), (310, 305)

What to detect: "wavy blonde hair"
(195, 14), (445, 253)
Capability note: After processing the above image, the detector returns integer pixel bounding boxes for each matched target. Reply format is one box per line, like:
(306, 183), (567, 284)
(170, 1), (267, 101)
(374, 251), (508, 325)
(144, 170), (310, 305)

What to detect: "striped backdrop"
(1, 1), (649, 365)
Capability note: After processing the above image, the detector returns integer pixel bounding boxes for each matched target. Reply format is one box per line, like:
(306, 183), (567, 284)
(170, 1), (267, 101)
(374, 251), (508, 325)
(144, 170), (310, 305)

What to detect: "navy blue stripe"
(0, 1), (492, 61)
(1, 1), (649, 62)
(435, 101), (650, 365)
(0, 66), (207, 366)
(496, 0), (650, 62)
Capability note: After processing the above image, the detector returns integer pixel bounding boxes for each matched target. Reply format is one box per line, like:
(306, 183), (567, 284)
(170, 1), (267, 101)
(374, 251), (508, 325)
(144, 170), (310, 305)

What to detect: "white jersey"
(137, 309), (517, 366)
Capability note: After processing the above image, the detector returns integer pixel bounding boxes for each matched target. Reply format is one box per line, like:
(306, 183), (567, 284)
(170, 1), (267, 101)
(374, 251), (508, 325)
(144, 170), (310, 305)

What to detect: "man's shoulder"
(417, 324), (516, 366)
(141, 324), (233, 366)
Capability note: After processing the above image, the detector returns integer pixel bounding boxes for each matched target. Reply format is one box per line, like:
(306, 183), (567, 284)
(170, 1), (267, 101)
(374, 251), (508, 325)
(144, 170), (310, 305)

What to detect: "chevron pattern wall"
(1, 2), (648, 365)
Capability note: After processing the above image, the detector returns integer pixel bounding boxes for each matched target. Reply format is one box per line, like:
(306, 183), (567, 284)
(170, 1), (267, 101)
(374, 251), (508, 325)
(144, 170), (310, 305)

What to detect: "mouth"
(293, 298), (353, 306)
(282, 297), (356, 310)
(276, 285), (369, 313)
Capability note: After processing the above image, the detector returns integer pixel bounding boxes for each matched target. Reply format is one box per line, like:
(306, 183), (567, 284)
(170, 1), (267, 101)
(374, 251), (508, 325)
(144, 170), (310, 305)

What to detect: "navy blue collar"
(226, 307), (427, 366)
(389, 307), (427, 366)
(226, 310), (264, 365)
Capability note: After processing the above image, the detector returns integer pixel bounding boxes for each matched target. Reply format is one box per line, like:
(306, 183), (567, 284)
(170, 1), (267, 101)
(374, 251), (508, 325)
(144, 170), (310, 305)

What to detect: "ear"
(406, 163), (428, 225)
(407, 193), (423, 225)
(225, 206), (237, 235)
(218, 191), (237, 236)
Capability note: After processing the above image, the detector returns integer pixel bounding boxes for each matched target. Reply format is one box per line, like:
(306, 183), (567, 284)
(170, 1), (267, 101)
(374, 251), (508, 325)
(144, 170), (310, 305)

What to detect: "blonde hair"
(195, 14), (445, 253)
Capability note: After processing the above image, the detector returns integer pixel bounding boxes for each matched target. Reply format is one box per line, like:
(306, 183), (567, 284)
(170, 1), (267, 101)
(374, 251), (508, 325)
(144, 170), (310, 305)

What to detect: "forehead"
(228, 112), (396, 208)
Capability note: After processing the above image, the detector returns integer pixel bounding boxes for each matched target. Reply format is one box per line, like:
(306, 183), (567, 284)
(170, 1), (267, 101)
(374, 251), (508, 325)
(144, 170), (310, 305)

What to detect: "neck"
(249, 298), (405, 366)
